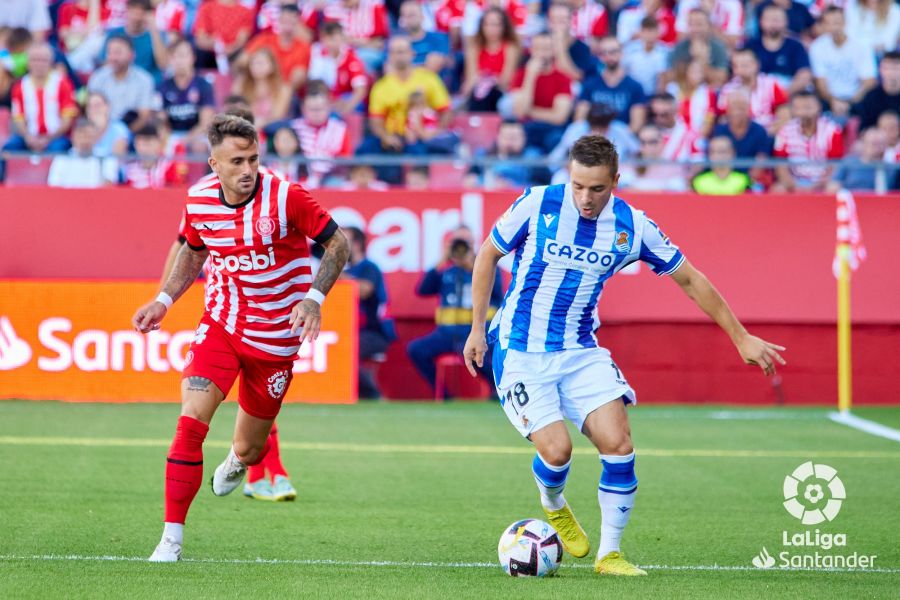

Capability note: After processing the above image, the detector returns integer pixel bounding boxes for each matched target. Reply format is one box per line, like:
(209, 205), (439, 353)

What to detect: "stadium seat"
(429, 162), (470, 189)
(0, 107), (10, 142)
(434, 353), (489, 402)
(5, 156), (52, 186)
(452, 112), (502, 152)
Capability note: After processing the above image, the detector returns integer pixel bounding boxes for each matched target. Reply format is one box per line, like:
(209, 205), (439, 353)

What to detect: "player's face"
(570, 161), (619, 219)
(210, 136), (259, 198)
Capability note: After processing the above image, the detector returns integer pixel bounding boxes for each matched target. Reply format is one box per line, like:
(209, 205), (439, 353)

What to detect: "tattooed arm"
(132, 245), (209, 333)
(290, 228), (350, 342)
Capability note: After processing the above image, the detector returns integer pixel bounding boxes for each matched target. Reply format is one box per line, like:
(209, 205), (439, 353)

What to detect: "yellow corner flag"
(833, 190), (866, 414)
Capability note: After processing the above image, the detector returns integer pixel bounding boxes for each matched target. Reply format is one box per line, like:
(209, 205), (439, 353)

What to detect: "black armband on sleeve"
(313, 218), (339, 244)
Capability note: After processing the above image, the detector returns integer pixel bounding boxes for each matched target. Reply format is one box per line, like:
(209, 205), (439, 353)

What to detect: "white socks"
(162, 522), (184, 545)
(597, 452), (637, 557)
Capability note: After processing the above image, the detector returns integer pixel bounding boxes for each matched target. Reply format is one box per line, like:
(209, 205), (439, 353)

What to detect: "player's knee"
(233, 439), (265, 465)
(601, 437), (634, 456)
(539, 438), (573, 466)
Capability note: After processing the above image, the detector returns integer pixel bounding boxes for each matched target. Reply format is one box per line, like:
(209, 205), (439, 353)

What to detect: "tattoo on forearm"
(163, 245), (208, 302)
(311, 233), (350, 295)
(185, 376), (212, 393)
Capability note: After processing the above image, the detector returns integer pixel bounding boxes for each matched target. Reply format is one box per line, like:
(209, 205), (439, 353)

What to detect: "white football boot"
(211, 447), (247, 496)
(148, 536), (182, 562)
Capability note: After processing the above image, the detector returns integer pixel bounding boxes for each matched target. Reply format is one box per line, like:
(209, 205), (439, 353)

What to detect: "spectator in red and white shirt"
(122, 123), (187, 188)
(647, 91), (704, 161)
(321, 0), (390, 73)
(772, 91), (844, 192)
(570, 0), (609, 42)
(718, 48), (790, 134)
(3, 43), (78, 156)
(667, 58), (716, 138)
(288, 87), (353, 187)
(154, 0), (187, 38)
(617, 0), (677, 45)
(58, 0), (111, 53)
(307, 21), (369, 115)
(458, 0), (530, 41)
(675, 0), (745, 48)
(461, 6), (521, 111)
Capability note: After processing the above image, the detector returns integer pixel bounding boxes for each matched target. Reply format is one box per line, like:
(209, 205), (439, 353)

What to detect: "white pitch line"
(0, 554), (897, 574)
(829, 411), (900, 443)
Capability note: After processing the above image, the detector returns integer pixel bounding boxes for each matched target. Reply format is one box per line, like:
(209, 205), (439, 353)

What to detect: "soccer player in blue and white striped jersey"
(463, 135), (786, 576)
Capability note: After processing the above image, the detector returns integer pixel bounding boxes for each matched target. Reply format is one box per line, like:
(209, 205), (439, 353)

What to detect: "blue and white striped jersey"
(488, 183), (685, 352)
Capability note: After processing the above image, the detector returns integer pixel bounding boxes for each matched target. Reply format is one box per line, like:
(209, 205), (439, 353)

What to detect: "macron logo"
(542, 214), (556, 228)
(617, 506), (631, 513)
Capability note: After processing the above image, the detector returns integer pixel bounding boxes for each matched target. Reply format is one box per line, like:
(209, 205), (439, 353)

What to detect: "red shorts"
(182, 316), (295, 420)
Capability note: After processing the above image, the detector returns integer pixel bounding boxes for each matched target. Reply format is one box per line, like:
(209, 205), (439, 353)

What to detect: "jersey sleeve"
(180, 206), (205, 250)
(285, 183), (338, 242)
(490, 188), (533, 255)
(638, 215), (685, 276)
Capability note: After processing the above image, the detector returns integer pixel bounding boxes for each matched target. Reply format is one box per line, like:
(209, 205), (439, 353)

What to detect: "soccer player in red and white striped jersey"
(718, 48), (789, 133)
(135, 114), (350, 562)
(772, 92), (844, 192)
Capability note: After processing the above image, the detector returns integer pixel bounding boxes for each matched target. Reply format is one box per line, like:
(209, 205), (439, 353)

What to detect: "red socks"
(164, 416), (209, 524)
(262, 424), (288, 478)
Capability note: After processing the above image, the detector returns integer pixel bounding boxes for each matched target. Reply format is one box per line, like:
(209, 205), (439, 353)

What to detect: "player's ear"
(612, 171), (620, 189)
(208, 156), (216, 173)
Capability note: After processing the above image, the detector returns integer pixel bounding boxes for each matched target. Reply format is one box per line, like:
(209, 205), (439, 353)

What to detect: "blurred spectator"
(828, 127), (897, 192)
(307, 22), (369, 115)
(241, 3), (310, 92)
(458, 0), (529, 43)
(321, 0), (390, 73)
(192, 0), (255, 70)
(718, 48), (790, 134)
(619, 123), (690, 191)
(342, 226), (393, 400)
(100, 0), (168, 81)
(85, 90), (130, 156)
(569, 0), (610, 43)
(47, 118), (119, 187)
(0, 28), (31, 103)
(358, 36), (456, 181)
(3, 43), (77, 156)
(844, 0), (900, 56)
(674, 0), (745, 48)
(772, 91), (844, 192)
(617, 0), (676, 45)
(343, 163), (389, 190)
(647, 92), (704, 161)
(809, 6), (877, 119)
(878, 110), (900, 162)
(501, 32), (574, 153)
(264, 125), (300, 180)
(408, 225), (502, 398)
(546, 2), (594, 82)
(669, 8), (729, 88)
(622, 16), (671, 97)
(468, 119), (543, 189)
(692, 136), (752, 194)
(577, 37), (645, 129)
(399, 0), (449, 74)
(257, 0), (314, 38)
(121, 123), (186, 188)
(58, 0), (110, 54)
(550, 102), (639, 181)
(712, 88), (772, 182)
(153, 0), (187, 38)
(461, 7), (520, 112)
(853, 51), (900, 131)
(288, 87), (353, 187)
(0, 1), (51, 39)
(667, 58), (716, 138)
(744, 4), (812, 94)
(233, 47), (292, 129)
(405, 165), (430, 189)
(158, 39), (214, 154)
(755, 0), (814, 38)
(87, 34), (158, 132)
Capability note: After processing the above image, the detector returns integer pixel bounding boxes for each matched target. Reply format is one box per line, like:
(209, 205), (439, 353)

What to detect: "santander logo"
(210, 247), (276, 273)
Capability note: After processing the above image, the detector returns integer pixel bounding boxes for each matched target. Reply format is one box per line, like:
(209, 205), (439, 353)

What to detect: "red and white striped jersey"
(11, 72), (78, 137)
(661, 118), (704, 161)
(616, 5), (676, 45)
(122, 159), (185, 189)
(290, 116), (352, 159)
(884, 143), (900, 163)
(155, 0), (186, 34)
(677, 84), (716, 134)
(435, 0), (528, 34)
(180, 165), (279, 239)
(675, 0), (744, 38)
(571, 0), (609, 41)
(321, 0), (389, 41)
(181, 172), (337, 359)
(718, 74), (788, 129)
(307, 42), (369, 97)
(773, 117), (844, 181)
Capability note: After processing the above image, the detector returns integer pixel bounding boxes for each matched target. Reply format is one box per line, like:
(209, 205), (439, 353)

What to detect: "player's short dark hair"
(224, 105), (255, 125)
(321, 21), (343, 36)
(570, 135), (619, 174)
(208, 114), (258, 147)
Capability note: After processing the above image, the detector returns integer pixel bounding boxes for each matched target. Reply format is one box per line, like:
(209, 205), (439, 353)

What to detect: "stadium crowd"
(0, 0), (899, 192)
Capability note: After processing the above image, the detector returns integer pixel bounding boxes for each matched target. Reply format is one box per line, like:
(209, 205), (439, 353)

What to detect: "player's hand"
(132, 301), (168, 333)
(463, 329), (487, 378)
(736, 334), (786, 376)
(290, 299), (321, 344)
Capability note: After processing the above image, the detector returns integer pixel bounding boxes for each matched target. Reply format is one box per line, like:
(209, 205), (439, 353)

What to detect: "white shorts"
(492, 346), (636, 438)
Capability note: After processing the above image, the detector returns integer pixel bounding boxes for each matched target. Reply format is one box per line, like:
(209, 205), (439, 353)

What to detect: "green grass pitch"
(1, 400), (898, 599)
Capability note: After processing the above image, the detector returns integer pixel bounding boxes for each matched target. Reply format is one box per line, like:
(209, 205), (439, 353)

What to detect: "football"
(497, 519), (564, 577)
